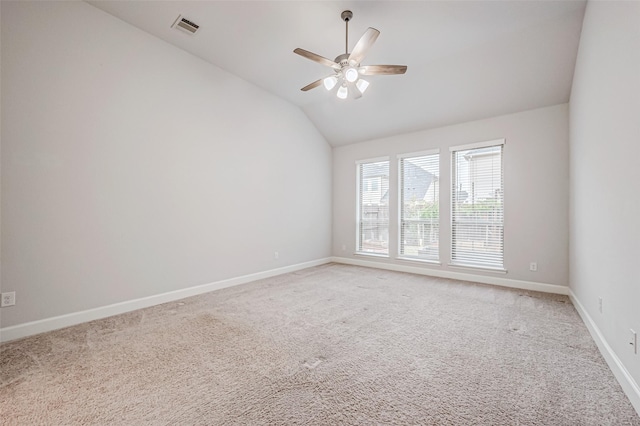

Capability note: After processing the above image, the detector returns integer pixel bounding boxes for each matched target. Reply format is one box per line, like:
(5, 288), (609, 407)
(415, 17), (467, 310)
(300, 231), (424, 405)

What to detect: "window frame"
(449, 139), (507, 272)
(355, 157), (390, 257)
(396, 149), (441, 264)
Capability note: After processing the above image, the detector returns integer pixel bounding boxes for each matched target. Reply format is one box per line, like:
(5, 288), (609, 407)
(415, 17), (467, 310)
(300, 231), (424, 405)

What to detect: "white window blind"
(451, 142), (504, 269)
(399, 153), (439, 261)
(357, 160), (390, 255)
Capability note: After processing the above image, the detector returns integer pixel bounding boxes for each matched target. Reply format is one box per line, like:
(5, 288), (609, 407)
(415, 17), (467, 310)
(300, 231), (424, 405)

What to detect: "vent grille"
(172, 15), (199, 35)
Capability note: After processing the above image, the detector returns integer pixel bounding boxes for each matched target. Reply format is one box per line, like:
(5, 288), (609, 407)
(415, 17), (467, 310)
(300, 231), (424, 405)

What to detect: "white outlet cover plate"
(1, 291), (16, 307)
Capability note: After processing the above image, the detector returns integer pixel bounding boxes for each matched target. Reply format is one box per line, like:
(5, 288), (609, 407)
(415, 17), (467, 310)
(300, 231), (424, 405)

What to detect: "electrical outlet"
(630, 329), (637, 354)
(598, 297), (603, 314)
(1, 292), (16, 307)
(274, 251), (279, 259)
(342, 244), (346, 251)
(529, 262), (537, 272)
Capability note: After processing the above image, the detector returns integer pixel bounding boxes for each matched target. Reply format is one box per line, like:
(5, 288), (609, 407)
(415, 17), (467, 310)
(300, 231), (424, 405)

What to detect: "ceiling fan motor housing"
(334, 53), (352, 68)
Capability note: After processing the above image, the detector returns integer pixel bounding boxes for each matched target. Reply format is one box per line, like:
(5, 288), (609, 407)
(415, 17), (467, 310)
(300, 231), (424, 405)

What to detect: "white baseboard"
(330, 256), (569, 295)
(569, 291), (640, 415)
(0, 258), (332, 343)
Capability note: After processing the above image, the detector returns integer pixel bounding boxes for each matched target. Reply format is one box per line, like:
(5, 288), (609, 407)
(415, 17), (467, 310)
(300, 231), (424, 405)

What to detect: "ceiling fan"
(294, 10), (407, 100)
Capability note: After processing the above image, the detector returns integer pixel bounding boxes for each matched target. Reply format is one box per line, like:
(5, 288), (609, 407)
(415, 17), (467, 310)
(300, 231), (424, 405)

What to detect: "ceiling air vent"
(172, 15), (199, 35)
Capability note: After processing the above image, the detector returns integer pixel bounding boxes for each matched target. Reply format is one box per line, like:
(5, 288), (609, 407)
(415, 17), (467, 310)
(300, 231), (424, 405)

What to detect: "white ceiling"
(87, 1), (586, 147)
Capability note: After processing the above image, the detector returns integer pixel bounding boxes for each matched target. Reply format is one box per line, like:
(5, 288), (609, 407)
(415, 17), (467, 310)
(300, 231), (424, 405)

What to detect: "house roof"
(403, 161), (436, 202)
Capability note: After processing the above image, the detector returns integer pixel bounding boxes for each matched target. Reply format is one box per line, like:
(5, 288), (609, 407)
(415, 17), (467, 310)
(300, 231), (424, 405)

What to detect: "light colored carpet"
(1, 263), (638, 425)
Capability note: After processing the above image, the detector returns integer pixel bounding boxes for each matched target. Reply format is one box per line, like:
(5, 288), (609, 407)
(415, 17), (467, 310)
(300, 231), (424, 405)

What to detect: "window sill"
(448, 263), (507, 274)
(396, 257), (441, 266)
(354, 252), (389, 259)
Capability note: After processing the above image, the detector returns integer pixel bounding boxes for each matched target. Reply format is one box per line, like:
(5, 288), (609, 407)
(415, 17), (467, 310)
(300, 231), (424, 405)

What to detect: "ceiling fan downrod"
(341, 10), (353, 55)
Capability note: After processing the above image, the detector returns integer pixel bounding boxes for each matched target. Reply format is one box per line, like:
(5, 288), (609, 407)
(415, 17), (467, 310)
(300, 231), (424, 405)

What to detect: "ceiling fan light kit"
(345, 67), (359, 83)
(294, 10), (407, 100)
(356, 79), (370, 94)
(337, 85), (349, 100)
(323, 76), (338, 91)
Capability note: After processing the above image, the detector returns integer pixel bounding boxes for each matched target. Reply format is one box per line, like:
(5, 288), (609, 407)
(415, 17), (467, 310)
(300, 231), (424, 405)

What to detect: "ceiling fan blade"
(301, 79), (323, 92)
(359, 65), (408, 75)
(348, 27), (380, 65)
(294, 48), (340, 69)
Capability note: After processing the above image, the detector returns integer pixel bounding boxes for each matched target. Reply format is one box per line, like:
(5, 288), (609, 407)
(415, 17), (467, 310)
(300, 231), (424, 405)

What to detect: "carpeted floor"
(1, 263), (639, 425)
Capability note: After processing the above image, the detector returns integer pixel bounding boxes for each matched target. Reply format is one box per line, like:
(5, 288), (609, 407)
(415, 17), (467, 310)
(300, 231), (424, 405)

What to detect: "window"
(451, 140), (504, 269)
(357, 159), (389, 256)
(399, 152), (440, 261)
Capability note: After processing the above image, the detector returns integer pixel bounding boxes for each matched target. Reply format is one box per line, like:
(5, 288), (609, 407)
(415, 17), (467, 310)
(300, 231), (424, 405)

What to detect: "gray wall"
(333, 104), (569, 286)
(0, 1), (332, 328)
(569, 1), (640, 393)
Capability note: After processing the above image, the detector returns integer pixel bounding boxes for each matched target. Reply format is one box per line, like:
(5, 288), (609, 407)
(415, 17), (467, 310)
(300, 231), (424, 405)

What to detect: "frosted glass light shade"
(356, 79), (370, 94)
(323, 76), (338, 91)
(345, 68), (359, 83)
(337, 85), (348, 99)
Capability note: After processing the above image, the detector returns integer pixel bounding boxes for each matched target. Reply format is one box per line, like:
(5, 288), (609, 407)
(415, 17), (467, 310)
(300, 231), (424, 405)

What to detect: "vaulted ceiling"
(88, 1), (586, 146)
